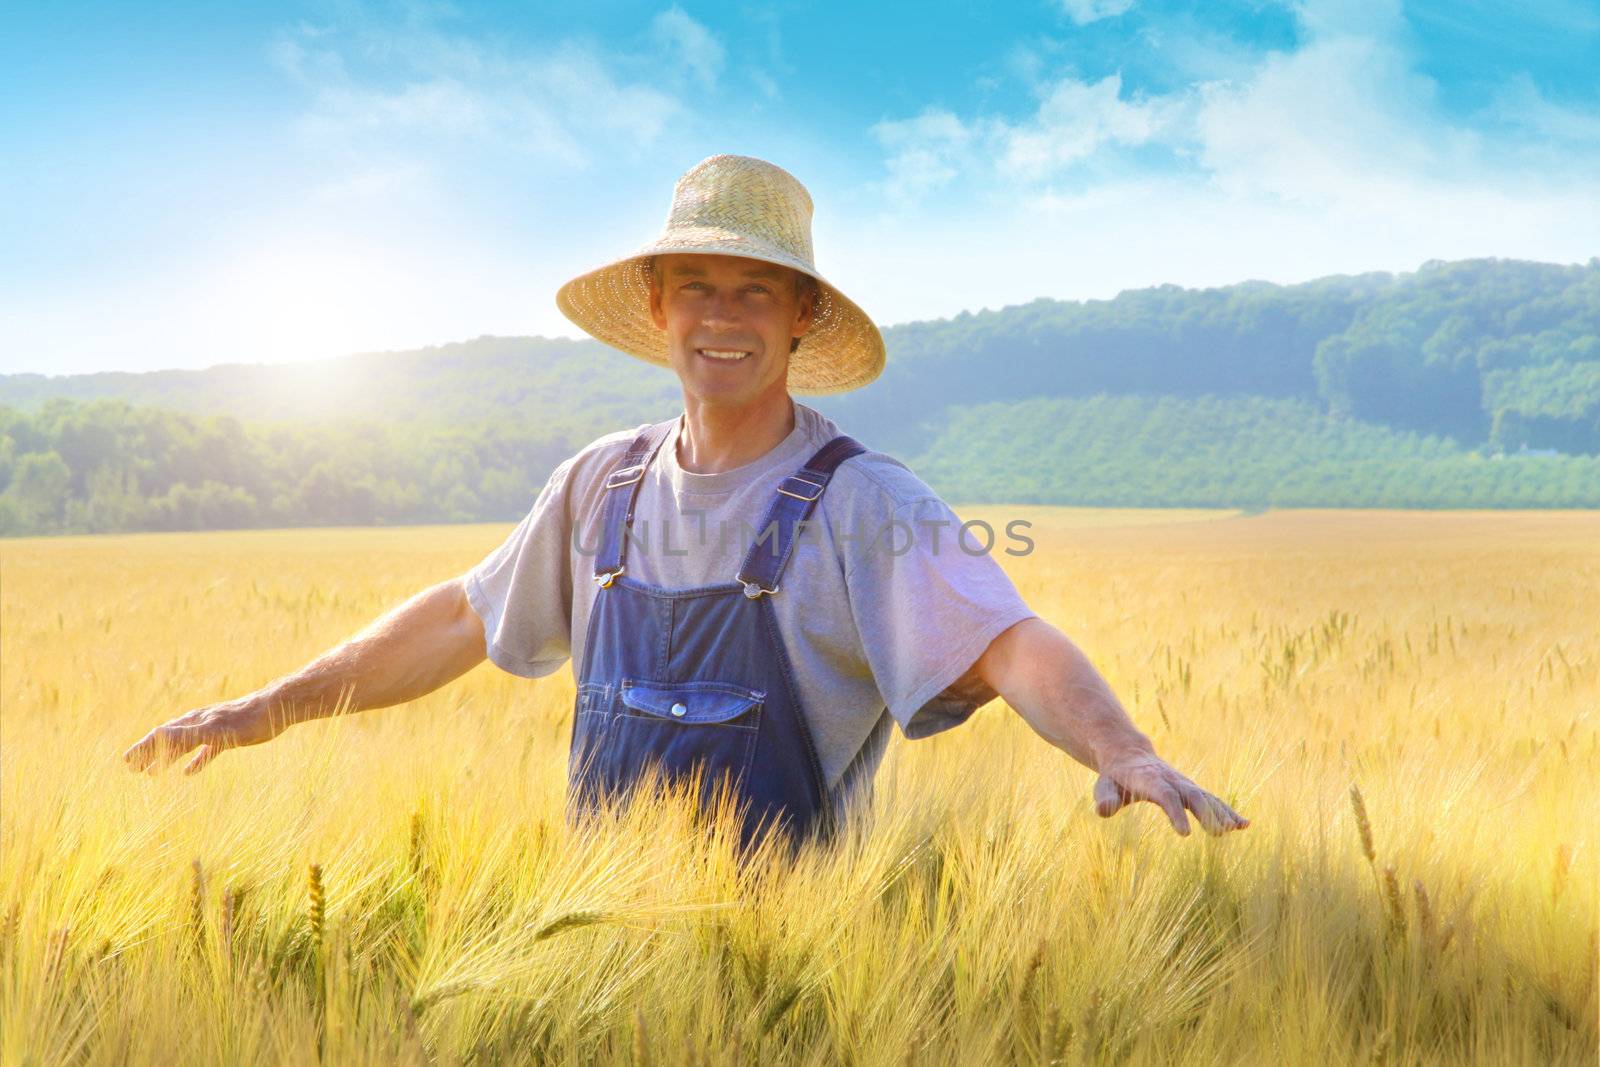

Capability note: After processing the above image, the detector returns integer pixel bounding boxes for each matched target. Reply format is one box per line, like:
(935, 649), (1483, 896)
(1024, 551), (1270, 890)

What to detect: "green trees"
(911, 395), (1600, 508)
(1483, 360), (1600, 452)
(0, 401), (576, 536)
(8, 451), (72, 528)
(1308, 259), (1599, 447)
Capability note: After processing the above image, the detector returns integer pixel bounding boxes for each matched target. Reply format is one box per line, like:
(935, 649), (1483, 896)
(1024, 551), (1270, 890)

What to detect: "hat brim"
(555, 230), (885, 396)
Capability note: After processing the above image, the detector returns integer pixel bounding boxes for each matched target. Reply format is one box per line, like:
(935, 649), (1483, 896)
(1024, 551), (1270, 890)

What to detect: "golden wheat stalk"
(632, 1007), (649, 1067)
(1349, 785), (1376, 864)
(1381, 867), (1406, 934)
(43, 926), (71, 987)
(0, 902), (18, 963)
(1413, 879), (1436, 950)
(220, 884), (239, 967)
(189, 859), (205, 954)
(1551, 844), (1570, 903)
(307, 863), (325, 947)
(408, 809), (426, 883)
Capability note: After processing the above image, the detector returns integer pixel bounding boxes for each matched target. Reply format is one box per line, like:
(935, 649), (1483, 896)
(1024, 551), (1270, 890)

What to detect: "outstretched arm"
(973, 617), (1247, 836)
(123, 575), (488, 775)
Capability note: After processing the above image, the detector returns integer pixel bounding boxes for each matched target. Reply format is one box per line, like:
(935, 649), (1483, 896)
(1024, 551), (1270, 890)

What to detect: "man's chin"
(682, 382), (757, 406)
(675, 362), (750, 391)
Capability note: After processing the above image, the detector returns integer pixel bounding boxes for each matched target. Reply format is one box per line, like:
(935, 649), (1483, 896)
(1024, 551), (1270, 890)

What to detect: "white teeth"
(698, 348), (750, 361)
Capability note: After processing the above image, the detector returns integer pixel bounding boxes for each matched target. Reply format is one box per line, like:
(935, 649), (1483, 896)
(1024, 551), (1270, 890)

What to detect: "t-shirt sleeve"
(843, 494), (1037, 739)
(463, 458), (577, 679)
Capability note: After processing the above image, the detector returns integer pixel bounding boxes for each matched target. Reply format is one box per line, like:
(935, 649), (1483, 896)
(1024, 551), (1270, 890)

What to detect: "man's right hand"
(121, 575), (488, 778)
(123, 695), (289, 775)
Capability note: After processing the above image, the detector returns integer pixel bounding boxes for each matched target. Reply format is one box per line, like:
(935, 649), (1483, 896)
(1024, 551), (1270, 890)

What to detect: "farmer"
(124, 155), (1247, 850)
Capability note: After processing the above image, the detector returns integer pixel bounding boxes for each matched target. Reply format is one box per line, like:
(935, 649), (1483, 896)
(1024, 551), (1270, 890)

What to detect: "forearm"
(253, 576), (487, 728)
(976, 617), (1153, 772)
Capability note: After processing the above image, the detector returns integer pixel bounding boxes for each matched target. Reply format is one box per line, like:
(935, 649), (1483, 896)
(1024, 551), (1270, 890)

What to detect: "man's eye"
(747, 285), (771, 295)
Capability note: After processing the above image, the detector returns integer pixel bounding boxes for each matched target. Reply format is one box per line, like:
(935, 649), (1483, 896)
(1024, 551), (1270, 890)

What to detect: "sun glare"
(222, 238), (411, 363)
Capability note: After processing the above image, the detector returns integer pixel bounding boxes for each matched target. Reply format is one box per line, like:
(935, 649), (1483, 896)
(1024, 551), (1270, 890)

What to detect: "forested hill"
(820, 256), (1600, 456)
(2, 257), (1598, 533)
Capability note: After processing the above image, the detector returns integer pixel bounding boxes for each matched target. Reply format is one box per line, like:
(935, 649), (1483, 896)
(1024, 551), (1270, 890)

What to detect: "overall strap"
(593, 420), (676, 587)
(736, 435), (866, 598)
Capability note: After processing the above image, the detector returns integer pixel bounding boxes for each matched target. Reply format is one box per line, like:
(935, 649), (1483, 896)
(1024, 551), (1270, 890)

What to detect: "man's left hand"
(1093, 750), (1249, 836)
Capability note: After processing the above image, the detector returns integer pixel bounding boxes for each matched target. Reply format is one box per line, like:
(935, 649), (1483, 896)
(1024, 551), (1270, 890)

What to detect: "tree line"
(0, 399), (575, 536)
(4, 391), (1596, 537)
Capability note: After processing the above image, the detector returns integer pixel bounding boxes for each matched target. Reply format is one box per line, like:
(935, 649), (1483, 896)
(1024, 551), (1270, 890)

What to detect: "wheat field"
(2, 508), (1596, 1065)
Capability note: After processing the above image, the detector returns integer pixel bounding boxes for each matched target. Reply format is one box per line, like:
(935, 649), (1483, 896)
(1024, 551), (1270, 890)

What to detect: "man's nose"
(701, 290), (742, 329)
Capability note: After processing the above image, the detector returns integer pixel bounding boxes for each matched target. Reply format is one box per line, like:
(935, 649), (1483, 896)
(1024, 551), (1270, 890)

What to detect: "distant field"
(3, 510), (1596, 1064)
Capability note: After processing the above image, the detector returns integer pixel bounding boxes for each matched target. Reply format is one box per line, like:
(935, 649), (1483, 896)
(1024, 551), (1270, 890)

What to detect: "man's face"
(648, 253), (816, 410)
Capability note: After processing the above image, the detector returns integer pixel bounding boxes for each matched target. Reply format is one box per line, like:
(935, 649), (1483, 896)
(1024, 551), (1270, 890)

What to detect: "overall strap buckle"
(604, 464), (646, 490)
(776, 475), (825, 502)
(592, 421), (675, 587)
(736, 434), (867, 597)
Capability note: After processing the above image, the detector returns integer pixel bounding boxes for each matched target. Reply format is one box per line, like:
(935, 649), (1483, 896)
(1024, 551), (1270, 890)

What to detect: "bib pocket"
(571, 679), (765, 811)
(619, 680), (764, 728)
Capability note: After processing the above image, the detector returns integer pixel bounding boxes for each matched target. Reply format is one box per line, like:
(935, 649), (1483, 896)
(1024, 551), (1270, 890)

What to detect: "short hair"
(646, 256), (816, 353)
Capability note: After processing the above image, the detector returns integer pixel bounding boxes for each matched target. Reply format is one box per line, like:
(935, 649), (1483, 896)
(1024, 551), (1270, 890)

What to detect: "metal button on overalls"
(567, 420), (865, 853)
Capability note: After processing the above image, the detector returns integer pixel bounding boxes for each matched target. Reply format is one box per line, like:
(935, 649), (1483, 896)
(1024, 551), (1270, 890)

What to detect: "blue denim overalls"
(568, 419), (866, 853)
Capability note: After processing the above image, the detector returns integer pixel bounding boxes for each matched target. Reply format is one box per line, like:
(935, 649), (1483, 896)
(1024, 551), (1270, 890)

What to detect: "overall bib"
(568, 420), (867, 852)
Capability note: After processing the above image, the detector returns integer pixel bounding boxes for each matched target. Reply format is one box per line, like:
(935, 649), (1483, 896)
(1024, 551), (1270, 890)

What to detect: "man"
(125, 155), (1247, 849)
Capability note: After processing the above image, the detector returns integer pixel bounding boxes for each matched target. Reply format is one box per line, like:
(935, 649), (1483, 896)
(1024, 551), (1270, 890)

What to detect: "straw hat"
(556, 154), (886, 395)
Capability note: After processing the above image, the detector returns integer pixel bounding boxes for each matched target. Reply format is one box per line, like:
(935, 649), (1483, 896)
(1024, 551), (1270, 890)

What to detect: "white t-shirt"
(464, 399), (1037, 809)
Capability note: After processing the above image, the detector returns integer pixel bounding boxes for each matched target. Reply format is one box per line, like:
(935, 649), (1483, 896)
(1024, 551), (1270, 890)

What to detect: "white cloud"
(1489, 73), (1600, 145)
(1190, 34), (1465, 210)
(871, 74), (1180, 200)
(1296, 0), (1408, 40)
(999, 74), (1176, 180)
(1060, 0), (1135, 26)
(302, 78), (491, 138)
(270, 11), (682, 163)
(872, 0), (1599, 218)
(871, 108), (974, 203)
(651, 6), (727, 90)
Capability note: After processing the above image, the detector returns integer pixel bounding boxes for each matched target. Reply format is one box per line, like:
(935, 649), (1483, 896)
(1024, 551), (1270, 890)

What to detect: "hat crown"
(663, 155), (816, 268)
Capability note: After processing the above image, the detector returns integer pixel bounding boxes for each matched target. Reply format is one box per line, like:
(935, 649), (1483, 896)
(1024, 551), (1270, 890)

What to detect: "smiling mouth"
(696, 347), (753, 362)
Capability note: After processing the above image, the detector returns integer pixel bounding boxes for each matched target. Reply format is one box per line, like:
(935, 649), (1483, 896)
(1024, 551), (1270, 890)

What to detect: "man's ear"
(792, 279), (818, 340)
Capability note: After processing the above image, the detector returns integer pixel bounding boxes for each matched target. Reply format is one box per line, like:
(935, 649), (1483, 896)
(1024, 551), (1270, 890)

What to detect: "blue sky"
(3, 0), (1598, 375)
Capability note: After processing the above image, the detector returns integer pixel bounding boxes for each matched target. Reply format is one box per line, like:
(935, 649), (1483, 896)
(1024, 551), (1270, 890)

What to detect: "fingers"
(1155, 785), (1191, 836)
(183, 744), (218, 776)
(1092, 760), (1248, 838)
(1094, 771), (1189, 834)
(122, 734), (151, 771)
(1093, 774), (1129, 817)
(124, 708), (240, 774)
(1188, 788), (1250, 835)
(123, 724), (197, 773)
